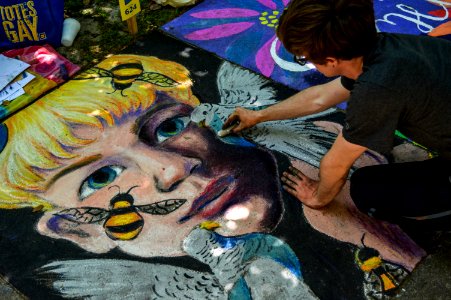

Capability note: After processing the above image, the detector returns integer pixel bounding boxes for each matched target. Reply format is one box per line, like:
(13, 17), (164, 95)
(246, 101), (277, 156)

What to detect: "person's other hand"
(281, 166), (324, 209)
(222, 107), (261, 133)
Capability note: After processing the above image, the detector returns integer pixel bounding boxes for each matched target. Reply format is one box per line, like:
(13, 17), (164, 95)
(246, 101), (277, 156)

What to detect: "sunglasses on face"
(293, 55), (309, 66)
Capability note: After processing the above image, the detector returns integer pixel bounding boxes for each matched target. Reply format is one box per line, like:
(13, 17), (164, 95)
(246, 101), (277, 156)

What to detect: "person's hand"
(281, 166), (324, 209)
(222, 107), (261, 133)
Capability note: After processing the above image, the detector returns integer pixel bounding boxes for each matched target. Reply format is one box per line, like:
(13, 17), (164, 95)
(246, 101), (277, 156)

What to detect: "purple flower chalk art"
(163, 0), (331, 93)
(163, 0), (450, 110)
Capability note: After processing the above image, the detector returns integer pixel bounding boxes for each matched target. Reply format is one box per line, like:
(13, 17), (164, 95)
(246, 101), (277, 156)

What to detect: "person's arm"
(224, 77), (350, 132)
(282, 133), (367, 209)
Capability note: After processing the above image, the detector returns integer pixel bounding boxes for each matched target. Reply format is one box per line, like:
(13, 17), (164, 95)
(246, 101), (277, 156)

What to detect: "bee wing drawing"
(383, 262), (409, 282)
(54, 207), (109, 224)
(136, 72), (179, 87)
(74, 67), (112, 80)
(137, 199), (187, 215)
(362, 261), (409, 299)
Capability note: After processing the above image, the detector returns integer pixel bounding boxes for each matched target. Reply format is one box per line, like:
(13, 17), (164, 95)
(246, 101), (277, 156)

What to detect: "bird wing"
(216, 61), (277, 107)
(190, 61), (278, 127)
(243, 117), (338, 168)
(37, 259), (226, 300)
(215, 61), (337, 118)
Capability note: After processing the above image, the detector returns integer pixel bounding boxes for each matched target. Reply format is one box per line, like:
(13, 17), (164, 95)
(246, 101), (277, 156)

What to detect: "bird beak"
(199, 220), (221, 231)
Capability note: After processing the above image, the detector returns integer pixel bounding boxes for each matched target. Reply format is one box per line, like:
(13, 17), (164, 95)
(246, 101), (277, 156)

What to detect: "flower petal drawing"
(184, 22), (256, 40)
(165, 0), (328, 89)
(190, 8), (260, 19)
(257, 0), (278, 10)
(256, 35), (276, 77)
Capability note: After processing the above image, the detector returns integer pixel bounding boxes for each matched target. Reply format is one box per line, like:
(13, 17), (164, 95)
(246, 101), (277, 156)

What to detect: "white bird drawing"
(37, 224), (318, 299)
(190, 61), (339, 168)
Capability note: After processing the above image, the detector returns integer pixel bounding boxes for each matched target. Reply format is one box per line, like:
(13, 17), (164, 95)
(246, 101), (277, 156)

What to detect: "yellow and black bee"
(74, 60), (179, 95)
(54, 186), (186, 241)
(355, 233), (409, 299)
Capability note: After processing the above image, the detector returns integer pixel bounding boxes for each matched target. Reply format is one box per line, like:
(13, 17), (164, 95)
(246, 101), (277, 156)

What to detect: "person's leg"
(350, 157), (451, 230)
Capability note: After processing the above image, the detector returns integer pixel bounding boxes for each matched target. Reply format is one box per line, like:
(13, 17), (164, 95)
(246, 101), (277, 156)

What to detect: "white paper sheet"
(0, 72), (35, 104)
(0, 54), (30, 91)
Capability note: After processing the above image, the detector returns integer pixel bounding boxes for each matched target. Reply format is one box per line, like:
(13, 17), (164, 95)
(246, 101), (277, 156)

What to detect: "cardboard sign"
(119, 0), (141, 21)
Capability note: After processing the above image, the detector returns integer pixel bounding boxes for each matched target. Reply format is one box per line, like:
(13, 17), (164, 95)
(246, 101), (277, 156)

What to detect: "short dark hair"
(277, 0), (377, 63)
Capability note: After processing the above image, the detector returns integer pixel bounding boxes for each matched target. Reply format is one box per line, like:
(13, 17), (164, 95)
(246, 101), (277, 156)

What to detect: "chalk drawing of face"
(37, 92), (283, 257)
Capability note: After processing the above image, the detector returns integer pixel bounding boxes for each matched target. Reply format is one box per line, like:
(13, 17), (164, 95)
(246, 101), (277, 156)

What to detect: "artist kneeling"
(222, 0), (451, 230)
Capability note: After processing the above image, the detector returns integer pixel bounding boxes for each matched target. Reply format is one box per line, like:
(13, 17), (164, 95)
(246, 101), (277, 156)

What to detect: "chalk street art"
(375, 0), (451, 37)
(162, 0), (451, 101)
(162, 0), (330, 93)
(0, 34), (426, 299)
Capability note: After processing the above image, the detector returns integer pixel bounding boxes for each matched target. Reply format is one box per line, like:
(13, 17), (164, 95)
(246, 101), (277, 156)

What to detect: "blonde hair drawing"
(0, 55), (199, 210)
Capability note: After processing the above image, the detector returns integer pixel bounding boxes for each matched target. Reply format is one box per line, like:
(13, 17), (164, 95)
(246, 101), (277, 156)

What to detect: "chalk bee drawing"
(55, 185), (187, 240)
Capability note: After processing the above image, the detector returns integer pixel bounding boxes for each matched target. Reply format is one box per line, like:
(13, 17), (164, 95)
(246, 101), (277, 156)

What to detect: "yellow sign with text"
(119, 0), (141, 21)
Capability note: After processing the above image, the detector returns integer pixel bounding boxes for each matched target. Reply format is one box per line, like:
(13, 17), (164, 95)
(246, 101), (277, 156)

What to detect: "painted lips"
(178, 175), (235, 223)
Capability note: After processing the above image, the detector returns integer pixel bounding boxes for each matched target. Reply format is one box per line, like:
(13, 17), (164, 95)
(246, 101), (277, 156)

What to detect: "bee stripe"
(360, 257), (382, 272)
(380, 273), (397, 291)
(114, 78), (137, 84)
(111, 63), (143, 71)
(113, 69), (143, 77)
(112, 200), (132, 209)
(111, 64), (143, 78)
(105, 212), (142, 226)
(105, 219), (144, 233)
(109, 207), (136, 216)
(108, 228), (142, 240)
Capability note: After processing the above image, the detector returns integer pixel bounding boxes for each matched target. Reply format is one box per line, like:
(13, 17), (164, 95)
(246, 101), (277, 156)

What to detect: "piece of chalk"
(217, 123), (238, 137)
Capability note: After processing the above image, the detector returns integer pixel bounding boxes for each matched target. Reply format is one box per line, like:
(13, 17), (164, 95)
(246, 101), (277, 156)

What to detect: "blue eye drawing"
(155, 116), (190, 143)
(79, 165), (125, 200)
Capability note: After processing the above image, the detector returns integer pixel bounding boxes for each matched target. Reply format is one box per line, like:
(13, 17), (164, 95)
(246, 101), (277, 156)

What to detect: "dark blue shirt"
(341, 33), (451, 159)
